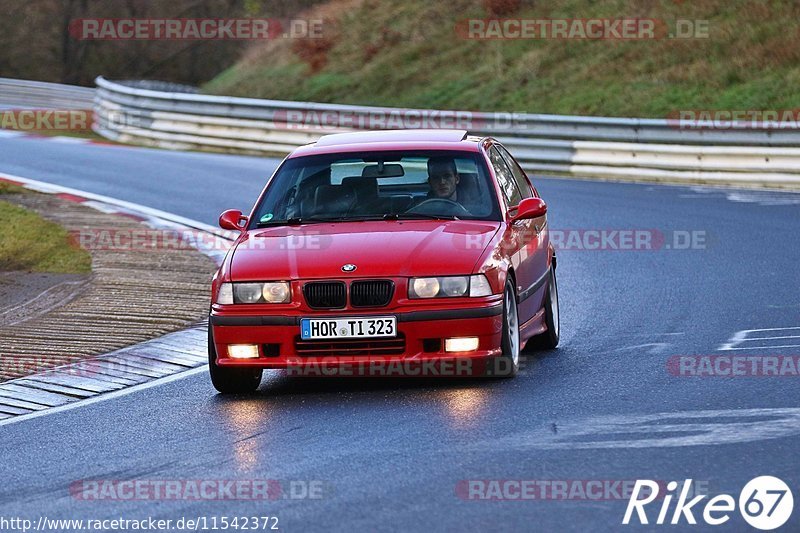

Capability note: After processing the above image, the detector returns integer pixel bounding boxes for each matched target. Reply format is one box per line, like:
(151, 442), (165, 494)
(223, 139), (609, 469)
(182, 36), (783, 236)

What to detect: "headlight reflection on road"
(438, 387), (492, 429)
(217, 399), (274, 472)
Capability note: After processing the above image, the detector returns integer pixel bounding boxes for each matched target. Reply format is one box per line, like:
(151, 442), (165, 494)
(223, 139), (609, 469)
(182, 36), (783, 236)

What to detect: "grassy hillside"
(204, 0), (800, 117)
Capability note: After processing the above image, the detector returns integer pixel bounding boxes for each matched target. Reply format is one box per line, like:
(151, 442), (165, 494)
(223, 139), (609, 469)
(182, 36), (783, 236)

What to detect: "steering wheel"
(406, 198), (472, 217)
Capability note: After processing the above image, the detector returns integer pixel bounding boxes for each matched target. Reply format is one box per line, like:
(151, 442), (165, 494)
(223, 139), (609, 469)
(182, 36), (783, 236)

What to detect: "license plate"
(300, 316), (397, 340)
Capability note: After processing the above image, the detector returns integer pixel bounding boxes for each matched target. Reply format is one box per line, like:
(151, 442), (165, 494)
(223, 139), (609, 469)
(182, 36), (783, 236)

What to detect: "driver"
(426, 156), (461, 202)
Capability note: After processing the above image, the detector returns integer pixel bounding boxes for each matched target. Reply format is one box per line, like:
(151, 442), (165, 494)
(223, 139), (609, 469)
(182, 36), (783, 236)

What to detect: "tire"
(527, 266), (560, 351)
(490, 279), (520, 378)
(208, 324), (262, 394)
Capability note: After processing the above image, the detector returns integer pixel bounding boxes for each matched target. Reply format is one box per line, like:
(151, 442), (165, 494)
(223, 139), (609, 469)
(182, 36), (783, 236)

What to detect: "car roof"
(316, 129), (469, 146)
(288, 129), (485, 158)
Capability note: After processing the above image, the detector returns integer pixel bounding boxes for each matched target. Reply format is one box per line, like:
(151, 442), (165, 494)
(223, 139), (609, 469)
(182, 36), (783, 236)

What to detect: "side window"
(497, 145), (533, 199)
(488, 146), (522, 207)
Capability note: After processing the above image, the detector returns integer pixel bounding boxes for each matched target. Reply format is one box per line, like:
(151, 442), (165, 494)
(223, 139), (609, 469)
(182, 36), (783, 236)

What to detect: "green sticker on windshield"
(260, 213), (274, 223)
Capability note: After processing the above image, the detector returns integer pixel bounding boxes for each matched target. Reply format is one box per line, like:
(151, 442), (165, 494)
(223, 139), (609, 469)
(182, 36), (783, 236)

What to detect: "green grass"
(203, 0), (800, 117)
(0, 182), (25, 194)
(0, 199), (92, 273)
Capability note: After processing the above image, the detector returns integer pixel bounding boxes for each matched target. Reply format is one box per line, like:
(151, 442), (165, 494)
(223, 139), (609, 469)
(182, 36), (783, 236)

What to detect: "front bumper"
(210, 302), (504, 376)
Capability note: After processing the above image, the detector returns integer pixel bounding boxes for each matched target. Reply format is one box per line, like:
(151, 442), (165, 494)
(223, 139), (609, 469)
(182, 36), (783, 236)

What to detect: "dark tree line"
(0, 0), (322, 86)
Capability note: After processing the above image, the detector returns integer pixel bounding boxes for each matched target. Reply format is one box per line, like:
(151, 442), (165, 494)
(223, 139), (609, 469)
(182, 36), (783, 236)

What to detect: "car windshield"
(250, 150), (500, 226)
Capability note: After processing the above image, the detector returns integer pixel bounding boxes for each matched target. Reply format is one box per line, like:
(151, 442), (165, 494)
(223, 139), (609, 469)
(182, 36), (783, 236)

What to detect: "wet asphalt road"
(1, 135), (799, 532)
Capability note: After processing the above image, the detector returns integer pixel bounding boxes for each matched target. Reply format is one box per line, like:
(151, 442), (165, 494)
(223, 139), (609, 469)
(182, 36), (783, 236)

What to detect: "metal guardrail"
(92, 77), (800, 187)
(0, 78), (95, 110)
(4, 76), (795, 187)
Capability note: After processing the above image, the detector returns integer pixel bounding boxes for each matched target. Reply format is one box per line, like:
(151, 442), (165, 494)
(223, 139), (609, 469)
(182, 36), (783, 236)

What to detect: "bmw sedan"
(209, 129), (559, 393)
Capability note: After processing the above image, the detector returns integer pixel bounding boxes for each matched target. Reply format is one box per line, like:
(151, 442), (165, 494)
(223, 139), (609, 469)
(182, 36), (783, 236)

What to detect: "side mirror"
(219, 209), (248, 231)
(510, 197), (547, 222)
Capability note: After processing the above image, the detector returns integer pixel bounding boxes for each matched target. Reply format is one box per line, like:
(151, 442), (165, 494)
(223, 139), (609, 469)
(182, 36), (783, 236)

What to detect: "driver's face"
(428, 165), (459, 199)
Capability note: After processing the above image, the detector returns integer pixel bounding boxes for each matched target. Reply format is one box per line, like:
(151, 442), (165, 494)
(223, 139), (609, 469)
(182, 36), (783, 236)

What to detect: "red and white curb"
(0, 172), (233, 425)
(0, 172), (236, 265)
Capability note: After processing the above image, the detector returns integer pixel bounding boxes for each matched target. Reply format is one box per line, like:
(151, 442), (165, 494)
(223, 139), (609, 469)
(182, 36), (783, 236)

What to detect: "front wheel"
(490, 280), (520, 378)
(529, 266), (560, 350)
(208, 324), (262, 394)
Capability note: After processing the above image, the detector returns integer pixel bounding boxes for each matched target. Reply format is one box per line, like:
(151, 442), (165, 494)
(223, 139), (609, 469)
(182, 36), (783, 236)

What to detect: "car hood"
(229, 220), (500, 281)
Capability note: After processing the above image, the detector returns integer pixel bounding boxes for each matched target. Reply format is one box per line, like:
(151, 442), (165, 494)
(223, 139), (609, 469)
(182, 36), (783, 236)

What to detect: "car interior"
(282, 159), (489, 220)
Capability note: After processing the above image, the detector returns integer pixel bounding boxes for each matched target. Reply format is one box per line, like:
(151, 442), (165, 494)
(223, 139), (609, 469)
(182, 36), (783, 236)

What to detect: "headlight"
(216, 283), (234, 305)
(262, 282), (291, 303)
(441, 276), (468, 297)
(234, 283), (263, 304)
(216, 282), (291, 304)
(409, 275), (493, 298)
(411, 277), (441, 298)
(469, 274), (492, 297)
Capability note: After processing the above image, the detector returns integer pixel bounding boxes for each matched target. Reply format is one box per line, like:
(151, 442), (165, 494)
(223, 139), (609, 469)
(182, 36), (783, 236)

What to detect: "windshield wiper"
(255, 216), (343, 227)
(384, 213), (460, 221)
(256, 214), (460, 227)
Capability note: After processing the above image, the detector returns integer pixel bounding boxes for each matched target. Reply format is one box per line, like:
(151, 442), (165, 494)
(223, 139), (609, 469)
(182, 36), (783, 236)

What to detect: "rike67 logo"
(623, 477), (794, 530)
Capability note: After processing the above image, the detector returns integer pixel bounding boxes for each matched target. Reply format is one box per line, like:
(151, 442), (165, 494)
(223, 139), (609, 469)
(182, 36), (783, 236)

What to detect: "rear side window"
(497, 145), (534, 199)
(488, 146), (522, 207)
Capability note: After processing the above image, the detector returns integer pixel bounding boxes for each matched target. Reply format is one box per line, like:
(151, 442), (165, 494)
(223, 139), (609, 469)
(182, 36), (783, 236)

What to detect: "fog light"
(228, 344), (260, 359)
(445, 337), (479, 352)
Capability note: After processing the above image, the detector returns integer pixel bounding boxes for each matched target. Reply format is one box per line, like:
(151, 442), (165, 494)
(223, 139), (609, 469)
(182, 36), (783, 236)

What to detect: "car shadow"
(246, 372), (497, 399)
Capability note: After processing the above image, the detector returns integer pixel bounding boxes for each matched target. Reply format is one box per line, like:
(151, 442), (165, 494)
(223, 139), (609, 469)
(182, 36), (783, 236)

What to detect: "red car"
(209, 129), (559, 393)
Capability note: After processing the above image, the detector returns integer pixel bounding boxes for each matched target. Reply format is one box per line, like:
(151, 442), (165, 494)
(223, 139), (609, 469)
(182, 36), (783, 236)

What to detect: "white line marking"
(718, 327), (800, 351)
(1, 172), (234, 267)
(629, 332), (684, 337)
(743, 335), (800, 341)
(48, 136), (91, 144)
(615, 343), (671, 355)
(719, 345), (800, 351)
(0, 171), (226, 237)
(80, 200), (121, 214)
(0, 366), (208, 428)
(718, 330), (749, 351)
(743, 327), (800, 333)
(484, 407), (800, 450)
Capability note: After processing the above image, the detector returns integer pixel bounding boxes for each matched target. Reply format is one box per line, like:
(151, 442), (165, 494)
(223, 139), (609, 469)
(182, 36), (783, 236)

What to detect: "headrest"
(313, 184), (355, 215)
(342, 176), (378, 199)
